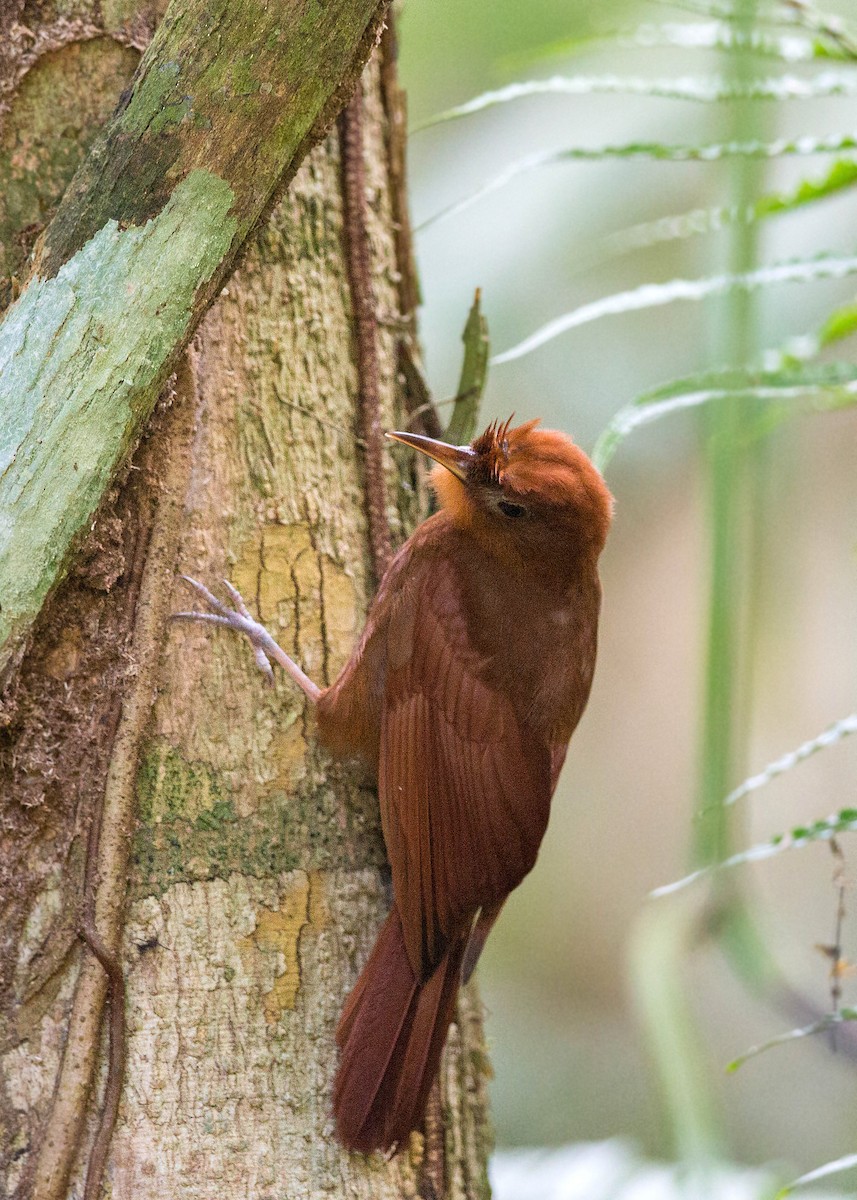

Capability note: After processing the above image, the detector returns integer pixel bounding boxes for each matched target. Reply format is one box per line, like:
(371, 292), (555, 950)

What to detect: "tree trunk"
(0, 0), (386, 678)
(0, 10), (492, 1199)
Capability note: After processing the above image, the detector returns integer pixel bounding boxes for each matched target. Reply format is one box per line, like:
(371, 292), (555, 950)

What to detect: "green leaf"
(727, 1010), (857, 1072)
(589, 159), (857, 266)
(651, 808), (857, 898)
(650, 0), (793, 20)
(418, 134), (857, 233)
(655, 0), (857, 57)
(629, 905), (725, 1161)
(488, 254), (857, 368)
(756, 156), (857, 215)
(625, 20), (848, 59)
(818, 300), (857, 344)
(414, 71), (857, 132)
(592, 362), (857, 471)
(775, 1154), (857, 1197)
(723, 712), (857, 806)
(444, 290), (489, 446)
(516, 21), (828, 64)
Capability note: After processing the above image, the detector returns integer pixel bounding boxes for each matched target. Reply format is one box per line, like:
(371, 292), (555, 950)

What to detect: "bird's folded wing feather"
(379, 555), (552, 981)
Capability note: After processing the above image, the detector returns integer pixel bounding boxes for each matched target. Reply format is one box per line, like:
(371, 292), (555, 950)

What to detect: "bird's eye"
(498, 500), (526, 519)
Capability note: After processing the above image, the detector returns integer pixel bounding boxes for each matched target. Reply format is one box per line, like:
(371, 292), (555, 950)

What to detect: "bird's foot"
(175, 576), (275, 682)
(174, 577), (321, 703)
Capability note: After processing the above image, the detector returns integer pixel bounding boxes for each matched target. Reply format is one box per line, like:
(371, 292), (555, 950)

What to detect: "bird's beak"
(386, 431), (474, 482)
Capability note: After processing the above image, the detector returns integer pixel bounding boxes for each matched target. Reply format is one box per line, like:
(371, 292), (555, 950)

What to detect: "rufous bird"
(177, 416), (612, 1154)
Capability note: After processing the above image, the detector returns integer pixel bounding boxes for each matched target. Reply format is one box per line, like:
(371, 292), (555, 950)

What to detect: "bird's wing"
(380, 554), (553, 981)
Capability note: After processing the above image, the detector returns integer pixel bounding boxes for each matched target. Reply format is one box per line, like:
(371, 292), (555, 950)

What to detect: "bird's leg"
(174, 576), (321, 703)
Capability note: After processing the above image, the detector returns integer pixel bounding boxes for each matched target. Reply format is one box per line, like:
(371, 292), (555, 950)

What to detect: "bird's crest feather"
(470, 415), (541, 485)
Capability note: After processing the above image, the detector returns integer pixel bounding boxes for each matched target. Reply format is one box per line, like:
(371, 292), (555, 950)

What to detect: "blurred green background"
(398, 0), (857, 1181)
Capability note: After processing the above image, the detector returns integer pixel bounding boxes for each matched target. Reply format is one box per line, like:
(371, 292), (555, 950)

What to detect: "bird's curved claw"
(174, 576), (275, 685)
(173, 575), (321, 703)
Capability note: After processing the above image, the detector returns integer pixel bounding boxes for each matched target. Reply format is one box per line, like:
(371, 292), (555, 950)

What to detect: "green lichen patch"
(0, 169), (237, 675)
(121, 60), (183, 136)
(137, 739), (233, 823)
(132, 748), (385, 898)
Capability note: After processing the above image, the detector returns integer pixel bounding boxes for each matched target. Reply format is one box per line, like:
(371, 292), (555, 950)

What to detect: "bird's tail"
(332, 905), (464, 1154)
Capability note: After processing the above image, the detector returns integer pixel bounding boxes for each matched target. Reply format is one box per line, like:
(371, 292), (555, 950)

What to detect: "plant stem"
(697, 0), (763, 869)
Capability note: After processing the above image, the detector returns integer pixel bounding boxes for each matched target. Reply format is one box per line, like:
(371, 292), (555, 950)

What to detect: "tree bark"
(0, 10), (492, 1200)
(0, 0), (388, 679)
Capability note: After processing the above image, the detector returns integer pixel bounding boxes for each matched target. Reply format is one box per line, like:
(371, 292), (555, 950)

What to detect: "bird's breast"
(454, 545), (601, 740)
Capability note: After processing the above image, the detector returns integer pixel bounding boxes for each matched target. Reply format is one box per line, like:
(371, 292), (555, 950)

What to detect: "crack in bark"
(256, 526), (267, 622)
(316, 551), (332, 689)
(288, 551), (304, 672)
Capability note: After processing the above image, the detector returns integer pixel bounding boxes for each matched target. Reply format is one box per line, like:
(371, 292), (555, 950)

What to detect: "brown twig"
(378, 14), (419, 325)
(77, 922), (126, 1200)
(827, 837), (848, 1052)
(339, 85), (393, 583)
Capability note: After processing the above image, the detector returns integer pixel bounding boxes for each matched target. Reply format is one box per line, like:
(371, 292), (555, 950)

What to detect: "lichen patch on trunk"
(0, 169), (236, 671)
(237, 872), (311, 1021)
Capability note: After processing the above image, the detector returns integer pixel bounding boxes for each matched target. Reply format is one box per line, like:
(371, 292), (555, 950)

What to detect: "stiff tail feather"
(333, 905), (464, 1153)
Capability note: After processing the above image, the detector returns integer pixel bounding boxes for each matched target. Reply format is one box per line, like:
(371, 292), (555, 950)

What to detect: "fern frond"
(652, 808), (857, 898)
(418, 135), (857, 232)
(415, 71), (857, 133)
(724, 713), (857, 806)
(592, 364), (857, 469)
(490, 254), (857, 366)
(776, 1155), (857, 1197)
(727, 1012), (857, 1072)
(578, 159), (857, 267)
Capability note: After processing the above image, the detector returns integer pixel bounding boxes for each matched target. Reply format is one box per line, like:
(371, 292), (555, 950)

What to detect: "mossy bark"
(0, 0), (388, 678)
(0, 11), (492, 1200)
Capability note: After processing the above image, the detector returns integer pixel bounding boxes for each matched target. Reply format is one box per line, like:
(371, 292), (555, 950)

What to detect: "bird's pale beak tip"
(385, 429), (473, 482)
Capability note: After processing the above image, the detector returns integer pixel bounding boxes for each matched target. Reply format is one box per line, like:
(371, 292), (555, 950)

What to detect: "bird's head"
(388, 417), (613, 569)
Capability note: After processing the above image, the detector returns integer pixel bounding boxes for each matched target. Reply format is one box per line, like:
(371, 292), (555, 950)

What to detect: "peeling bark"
(1, 21), (492, 1199)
